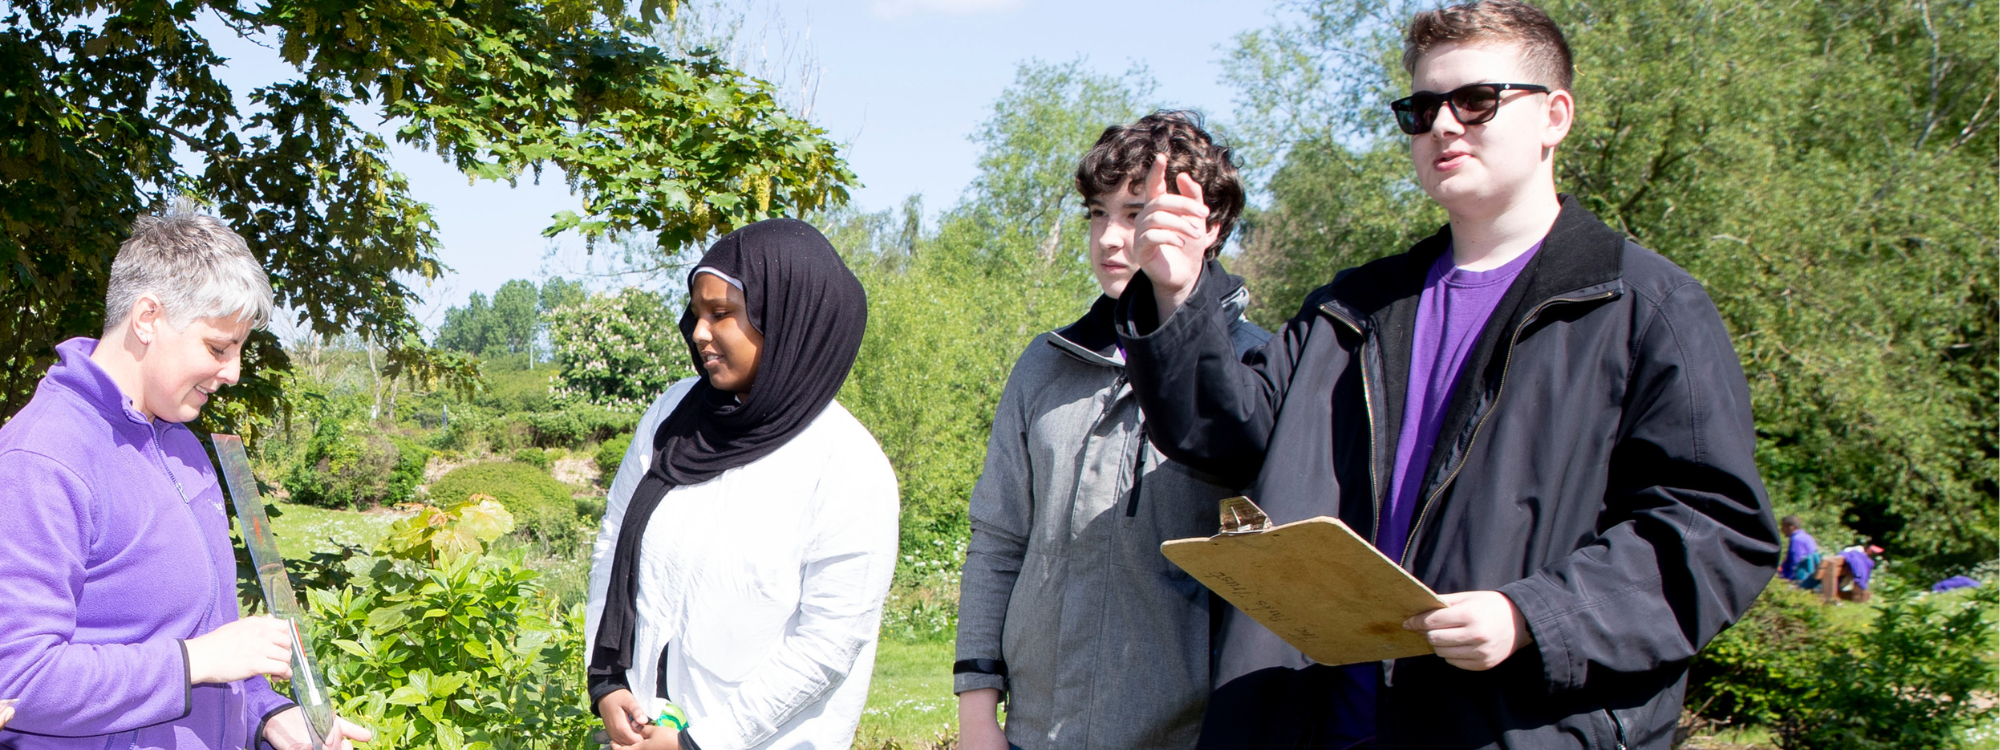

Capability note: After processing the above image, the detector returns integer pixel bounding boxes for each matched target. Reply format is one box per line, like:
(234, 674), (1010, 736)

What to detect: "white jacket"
(586, 378), (900, 750)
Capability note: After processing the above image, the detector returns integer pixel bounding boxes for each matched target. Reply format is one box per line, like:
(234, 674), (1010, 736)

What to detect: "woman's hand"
(610, 723), (682, 750)
(956, 689), (1007, 750)
(597, 689), (651, 746)
(261, 707), (373, 750)
(184, 616), (294, 684)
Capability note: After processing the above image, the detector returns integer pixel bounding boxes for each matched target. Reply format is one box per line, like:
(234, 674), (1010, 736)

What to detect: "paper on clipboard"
(1161, 497), (1447, 667)
(212, 434), (338, 750)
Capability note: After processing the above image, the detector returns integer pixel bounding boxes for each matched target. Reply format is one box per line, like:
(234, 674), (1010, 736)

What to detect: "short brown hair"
(1402, 0), (1574, 93)
(1074, 110), (1245, 259)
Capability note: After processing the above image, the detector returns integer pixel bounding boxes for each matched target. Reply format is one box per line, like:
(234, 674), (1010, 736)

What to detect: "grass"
(854, 639), (959, 750)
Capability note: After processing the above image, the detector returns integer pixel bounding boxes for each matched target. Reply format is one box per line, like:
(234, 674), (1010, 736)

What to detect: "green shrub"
(429, 462), (585, 547)
(432, 409), (489, 452)
(1688, 580), (2000, 749)
(1689, 583), (1852, 728)
(388, 437), (432, 504)
(512, 447), (550, 471)
(485, 417), (532, 453)
(594, 435), (633, 480)
(302, 548), (593, 750)
(1779, 585), (1999, 749)
(525, 410), (588, 448)
(286, 419), (419, 510)
(477, 354), (554, 413)
(528, 408), (640, 449)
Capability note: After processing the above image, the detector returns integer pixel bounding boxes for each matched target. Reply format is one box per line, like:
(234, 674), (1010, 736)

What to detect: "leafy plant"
(381, 496), (516, 565)
(287, 417), (428, 510)
(1688, 583), (1856, 729)
(1688, 578), (2000, 749)
(305, 550), (594, 750)
(1776, 585), (1999, 749)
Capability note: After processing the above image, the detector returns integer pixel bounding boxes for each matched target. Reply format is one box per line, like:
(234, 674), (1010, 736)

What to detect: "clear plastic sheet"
(213, 435), (337, 750)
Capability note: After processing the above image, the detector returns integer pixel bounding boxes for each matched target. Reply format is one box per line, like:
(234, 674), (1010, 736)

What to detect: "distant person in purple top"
(1110, 2), (1779, 747)
(1933, 576), (1982, 593)
(0, 211), (372, 750)
(1779, 515), (1822, 589)
(1838, 546), (1879, 592)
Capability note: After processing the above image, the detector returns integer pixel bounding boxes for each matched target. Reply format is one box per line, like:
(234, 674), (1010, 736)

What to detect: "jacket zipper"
(150, 422), (221, 629)
(1397, 291), (1616, 567)
(148, 422), (189, 502)
(1125, 423), (1147, 517)
(1319, 303), (1382, 541)
(1604, 707), (1628, 749)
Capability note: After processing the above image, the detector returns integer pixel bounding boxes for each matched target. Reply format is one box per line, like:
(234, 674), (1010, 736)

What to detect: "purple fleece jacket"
(0, 338), (293, 750)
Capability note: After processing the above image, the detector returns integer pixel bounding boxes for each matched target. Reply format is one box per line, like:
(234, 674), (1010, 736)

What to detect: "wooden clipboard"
(1161, 497), (1446, 667)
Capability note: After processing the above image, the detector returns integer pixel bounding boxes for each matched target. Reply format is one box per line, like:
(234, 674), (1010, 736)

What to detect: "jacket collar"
(1054, 259), (1250, 367)
(45, 337), (162, 429)
(1322, 195), (1626, 327)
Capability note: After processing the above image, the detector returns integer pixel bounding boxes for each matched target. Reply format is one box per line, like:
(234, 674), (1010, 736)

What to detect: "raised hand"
(1133, 154), (1218, 322)
(1402, 590), (1533, 671)
(184, 616), (294, 684)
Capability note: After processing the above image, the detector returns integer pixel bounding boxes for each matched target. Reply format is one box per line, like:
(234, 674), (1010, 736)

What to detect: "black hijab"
(588, 218), (868, 693)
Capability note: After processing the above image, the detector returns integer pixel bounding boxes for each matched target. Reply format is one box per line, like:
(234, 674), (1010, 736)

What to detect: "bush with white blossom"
(545, 288), (693, 410)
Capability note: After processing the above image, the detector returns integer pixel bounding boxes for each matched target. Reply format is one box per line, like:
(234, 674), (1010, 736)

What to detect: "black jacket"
(1114, 198), (1780, 750)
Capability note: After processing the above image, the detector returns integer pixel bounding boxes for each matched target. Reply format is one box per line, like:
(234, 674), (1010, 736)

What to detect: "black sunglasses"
(1390, 83), (1551, 135)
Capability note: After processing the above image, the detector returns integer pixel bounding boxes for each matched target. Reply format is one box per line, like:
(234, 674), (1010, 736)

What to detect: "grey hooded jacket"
(955, 265), (1270, 750)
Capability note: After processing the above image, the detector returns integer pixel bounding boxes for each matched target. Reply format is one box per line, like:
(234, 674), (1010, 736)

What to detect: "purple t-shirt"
(1379, 242), (1541, 560)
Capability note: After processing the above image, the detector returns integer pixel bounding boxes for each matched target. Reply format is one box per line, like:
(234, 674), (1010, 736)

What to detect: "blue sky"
(199, 0), (1287, 330)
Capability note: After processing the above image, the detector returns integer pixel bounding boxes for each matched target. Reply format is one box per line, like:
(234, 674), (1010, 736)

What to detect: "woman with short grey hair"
(0, 211), (371, 750)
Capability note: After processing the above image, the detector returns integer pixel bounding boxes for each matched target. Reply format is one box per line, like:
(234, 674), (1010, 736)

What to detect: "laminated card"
(1160, 497), (1447, 667)
(212, 434), (338, 750)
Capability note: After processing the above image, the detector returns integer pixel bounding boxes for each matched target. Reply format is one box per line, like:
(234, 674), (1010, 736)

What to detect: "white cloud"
(869, 0), (1026, 20)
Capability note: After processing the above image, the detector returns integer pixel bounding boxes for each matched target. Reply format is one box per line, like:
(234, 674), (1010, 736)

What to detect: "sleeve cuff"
(253, 702), (299, 750)
(954, 672), (1007, 694)
(1498, 577), (1583, 693)
(588, 672), (630, 716)
(175, 639), (195, 717)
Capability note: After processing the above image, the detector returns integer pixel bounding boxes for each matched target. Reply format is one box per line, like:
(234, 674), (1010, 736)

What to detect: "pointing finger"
(1176, 172), (1207, 214)
(1143, 154), (1169, 202)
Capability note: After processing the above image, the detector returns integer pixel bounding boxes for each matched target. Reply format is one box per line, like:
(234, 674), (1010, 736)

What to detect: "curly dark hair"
(1074, 110), (1245, 259)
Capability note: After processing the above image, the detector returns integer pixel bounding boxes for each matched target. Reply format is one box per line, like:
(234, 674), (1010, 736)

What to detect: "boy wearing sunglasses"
(1110, 1), (1779, 748)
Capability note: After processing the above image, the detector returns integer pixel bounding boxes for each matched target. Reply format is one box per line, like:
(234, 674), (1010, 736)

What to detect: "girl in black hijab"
(584, 219), (898, 750)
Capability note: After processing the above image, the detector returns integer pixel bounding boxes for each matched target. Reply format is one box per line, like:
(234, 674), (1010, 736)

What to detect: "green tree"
(0, 0), (854, 423)
(538, 277), (590, 316)
(489, 280), (542, 357)
(436, 292), (497, 356)
(1226, 0), (1997, 575)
